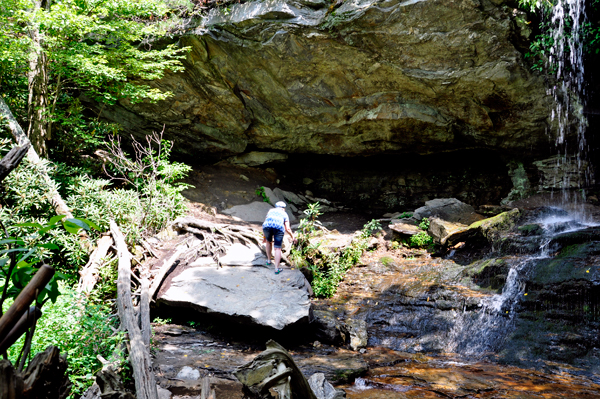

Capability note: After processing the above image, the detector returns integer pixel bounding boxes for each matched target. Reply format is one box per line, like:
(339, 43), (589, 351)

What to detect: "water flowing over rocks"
(100, 0), (564, 164)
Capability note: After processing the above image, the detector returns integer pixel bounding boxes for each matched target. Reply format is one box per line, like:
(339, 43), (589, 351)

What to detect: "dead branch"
(111, 220), (158, 399)
(235, 340), (318, 399)
(77, 235), (113, 295)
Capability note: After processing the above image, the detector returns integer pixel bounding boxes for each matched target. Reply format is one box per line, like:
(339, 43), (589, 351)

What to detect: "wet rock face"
(101, 0), (562, 162)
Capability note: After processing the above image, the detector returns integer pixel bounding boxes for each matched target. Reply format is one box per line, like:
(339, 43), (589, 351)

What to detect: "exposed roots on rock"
(172, 216), (263, 260)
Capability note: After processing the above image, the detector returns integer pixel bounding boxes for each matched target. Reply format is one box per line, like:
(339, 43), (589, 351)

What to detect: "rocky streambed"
(145, 192), (600, 398)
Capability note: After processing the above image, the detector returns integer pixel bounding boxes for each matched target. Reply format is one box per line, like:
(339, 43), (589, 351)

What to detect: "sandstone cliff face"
(102, 0), (562, 162)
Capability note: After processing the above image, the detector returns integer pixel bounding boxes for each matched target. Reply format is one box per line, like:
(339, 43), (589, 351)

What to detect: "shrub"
(291, 206), (379, 297)
(6, 285), (125, 398)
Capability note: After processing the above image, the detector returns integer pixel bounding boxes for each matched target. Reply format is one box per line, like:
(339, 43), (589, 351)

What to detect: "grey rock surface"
(158, 264), (311, 330)
(176, 366), (200, 381)
(413, 198), (482, 225)
(428, 217), (468, 245)
(389, 220), (422, 236)
(221, 201), (272, 223)
(227, 151), (288, 167)
(219, 243), (266, 266)
(345, 319), (368, 351)
(100, 0), (565, 162)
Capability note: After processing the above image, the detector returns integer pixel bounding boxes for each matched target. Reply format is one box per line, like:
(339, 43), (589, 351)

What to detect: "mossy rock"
(445, 208), (521, 247)
(531, 242), (600, 286)
(463, 258), (509, 291)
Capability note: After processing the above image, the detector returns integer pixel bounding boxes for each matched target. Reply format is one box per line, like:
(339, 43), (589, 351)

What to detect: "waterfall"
(546, 0), (591, 208)
(442, 209), (594, 356)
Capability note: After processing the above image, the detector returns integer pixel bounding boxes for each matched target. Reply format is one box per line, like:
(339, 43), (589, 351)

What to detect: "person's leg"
(274, 247), (282, 269)
(263, 228), (273, 265)
(273, 230), (285, 272)
(265, 241), (273, 264)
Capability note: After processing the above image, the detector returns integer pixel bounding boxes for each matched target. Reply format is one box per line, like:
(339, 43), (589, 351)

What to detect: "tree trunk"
(0, 346), (71, 399)
(110, 220), (158, 399)
(26, 0), (51, 157)
(0, 97), (73, 219)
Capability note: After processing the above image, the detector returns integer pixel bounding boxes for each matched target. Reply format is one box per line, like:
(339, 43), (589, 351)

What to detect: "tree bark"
(0, 264), (54, 343)
(110, 220), (158, 399)
(77, 235), (113, 295)
(26, 0), (51, 157)
(0, 96), (73, 219)
(0, 346), (71, 399)
(140, 278), (151, 348)
(0, 144), (30, 184)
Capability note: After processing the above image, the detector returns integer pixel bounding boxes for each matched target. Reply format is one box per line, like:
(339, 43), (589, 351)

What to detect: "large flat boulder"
(157, 263), (311, 330)
(413, 198), (483, 225)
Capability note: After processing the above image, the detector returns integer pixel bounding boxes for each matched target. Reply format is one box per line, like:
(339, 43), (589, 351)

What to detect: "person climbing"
(262, 201), (296, 274)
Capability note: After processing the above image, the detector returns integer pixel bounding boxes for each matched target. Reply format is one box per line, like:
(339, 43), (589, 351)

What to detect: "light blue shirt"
(262, 208), (289, 231)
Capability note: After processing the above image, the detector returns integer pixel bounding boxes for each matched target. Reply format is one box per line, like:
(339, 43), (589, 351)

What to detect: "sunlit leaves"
(0, 0), (189, 107)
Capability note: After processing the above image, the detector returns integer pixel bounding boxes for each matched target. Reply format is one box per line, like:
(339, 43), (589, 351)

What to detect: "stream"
(152, 206), (600, 398)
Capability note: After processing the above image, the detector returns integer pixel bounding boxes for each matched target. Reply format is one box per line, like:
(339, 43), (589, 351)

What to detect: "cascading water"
(545, 0), (592, 207)
(443, 208), (594, 356)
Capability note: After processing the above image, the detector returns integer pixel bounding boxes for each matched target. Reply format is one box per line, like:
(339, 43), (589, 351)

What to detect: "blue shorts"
(263, 227), (285, 248)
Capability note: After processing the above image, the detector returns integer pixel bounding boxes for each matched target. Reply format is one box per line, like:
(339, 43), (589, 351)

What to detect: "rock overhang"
(99, 0), (570, 163)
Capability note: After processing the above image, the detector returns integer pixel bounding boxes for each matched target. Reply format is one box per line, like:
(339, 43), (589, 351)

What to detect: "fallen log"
(0, 307), (42, 354)
(111, 220), (158, 399)
(235, 340), (318, 399)
(77, 235), (113, 295)
(140, 277), (151, 347)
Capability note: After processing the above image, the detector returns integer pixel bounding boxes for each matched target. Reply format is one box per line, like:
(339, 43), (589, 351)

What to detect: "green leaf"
(63, 218), (90, 232)
(77, 218), (101, 231)
(38, 243), (59, 250)
(14, 222), (43, 229)
(0, 248), (29, 255)
(49, 215), (67, 225)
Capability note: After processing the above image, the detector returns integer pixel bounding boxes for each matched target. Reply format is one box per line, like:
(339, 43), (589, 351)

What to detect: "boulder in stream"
(413, 198), (483, 225)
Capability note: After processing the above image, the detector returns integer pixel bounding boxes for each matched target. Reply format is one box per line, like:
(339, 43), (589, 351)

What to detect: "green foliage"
(291, 209), (379, 298)
(0, 0), (190, 162)
(397, 212), (413, 219)
(66, 135), (191, 242)
(255, 186), (269, 203)
(409, 218), (433, 248)
(518, 0), (600, 72)
(361, 219), (381, 239)
(6, 286), (126, 397)
(0, 214), (97, 310)
(410, 231), (433, 248)
(153, 317), (172, 325)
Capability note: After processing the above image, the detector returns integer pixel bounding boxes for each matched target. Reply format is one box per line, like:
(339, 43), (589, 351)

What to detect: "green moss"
(380, 256), (394, 266)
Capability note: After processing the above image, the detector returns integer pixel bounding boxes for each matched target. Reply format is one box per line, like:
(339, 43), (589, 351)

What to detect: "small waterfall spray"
(545, 0), (591, 211)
